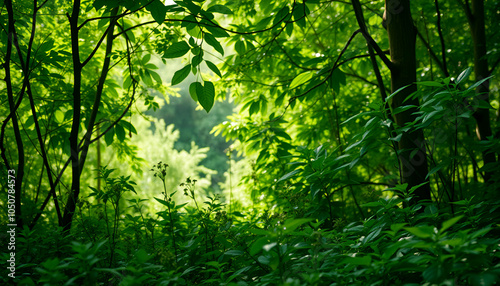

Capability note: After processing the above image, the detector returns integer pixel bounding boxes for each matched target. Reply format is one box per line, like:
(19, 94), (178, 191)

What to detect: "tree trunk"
(62, 0), (83, 233)
(4, 0), (25, 228)
(466, 0), (497, 183)
(385, 0), (431, 202)
(62, 4), (119, 233)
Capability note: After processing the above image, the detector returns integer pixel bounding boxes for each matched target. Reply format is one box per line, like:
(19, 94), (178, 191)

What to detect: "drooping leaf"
(104, 127), (114, 146)
(204, 33), (224, 55)
(199, 81), (215, 112)
(171, 65), (191, 86)
(189, 81), (202, 101)
(206, 61), (222, 77)
(115, 123), (125, 142)
(146, 0), (167, 24)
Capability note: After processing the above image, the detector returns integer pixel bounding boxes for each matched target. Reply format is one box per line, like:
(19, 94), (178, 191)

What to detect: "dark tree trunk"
(61, 4), (119, 233)
(385, 0), (431, 202)
(4, 0), (25, 228)
(62, 0), (83, 233)
(466, 0), (497, 183)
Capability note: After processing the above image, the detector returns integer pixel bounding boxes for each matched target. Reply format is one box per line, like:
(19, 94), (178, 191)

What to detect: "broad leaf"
(164, 41), (191, 58)
(207, 4), (233, 14)
(289, 71), (314, 89)
(171, 65), (191, 85)
(189, 81), (202, 101)
(199, 81), (215, 112)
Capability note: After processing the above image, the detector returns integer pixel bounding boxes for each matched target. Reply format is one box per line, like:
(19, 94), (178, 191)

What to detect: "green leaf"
(187, 25), (203, 39)
(273, 6), (290, 26)
(258, 255), (270, 265)
(226, 266), (252, 283)
(416, 80), (444, 87)
(393, 105), (417, 115)
(289, 71), (314, 89)
(204, 33), (224, 55)
(363, 227), (382, 244)
(405, 226), (436, 239)
(115, 123), (125, 142)
(154, 197), (169, 207)
(104, 127), (114, 146)
(207, 4), (233, 14)
(439, 215), (463, 234)
(54, 110), (64, 123)
(206, 61), (222, 77)
(146, 0), (167, 24)
(235, 40), (246, 55)
(189, 82), (202, 101)
(283, 218), (312, 233)
(342, 255), (371, 266)
(164, 41), (191, 58)
(250, 237), (271, 255)
(224, 250), (244, 256)
(456, 67), (472, 84)
(142, 54), (151, 64)
(263, 242), (277, 252)
(120, 120), (137, 135)
(249, 101), (260, 115)
(423, 263), (445, 284)
(469, 272), (497, 286)
(171, 65), (191, 86)
(203, 20), (230, 37)
(192, 53), (203, 67)
(199, 81), (215, 112)
(277, 169), (302, 182)
(141, 69), (153, 86)
(149, 70), (162, 84)
(468, 76), (493, 90)
(333, 68), (346, 86)
(182, 15), (198, 29)
(292, 2), (307, 28)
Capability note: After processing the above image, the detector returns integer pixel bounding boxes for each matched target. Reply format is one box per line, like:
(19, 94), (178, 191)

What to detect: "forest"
(1, 0), (500, 285)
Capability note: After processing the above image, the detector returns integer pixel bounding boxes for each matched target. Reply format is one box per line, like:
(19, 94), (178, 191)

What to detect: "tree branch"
(416, 29), (446, 74)
(350, 0), (394, 70)
(79, 7), (120, 173)
(434, 0), (449, 77)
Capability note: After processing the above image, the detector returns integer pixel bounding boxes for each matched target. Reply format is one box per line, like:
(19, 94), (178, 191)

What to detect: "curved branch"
(351, 0), (394, 70)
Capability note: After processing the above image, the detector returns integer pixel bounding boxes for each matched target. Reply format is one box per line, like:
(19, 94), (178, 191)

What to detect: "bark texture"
(385, 0), (431, 202)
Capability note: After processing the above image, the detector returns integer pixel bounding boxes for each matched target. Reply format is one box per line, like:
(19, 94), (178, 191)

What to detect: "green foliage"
(2, 0), (500, 285)
(2, 183), (499, 285)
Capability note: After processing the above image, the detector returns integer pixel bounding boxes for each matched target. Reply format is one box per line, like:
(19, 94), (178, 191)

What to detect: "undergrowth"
(1, 162), (499, 286)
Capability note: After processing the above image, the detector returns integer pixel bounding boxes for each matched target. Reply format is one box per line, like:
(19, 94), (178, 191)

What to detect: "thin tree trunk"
(3, 0), (25, 228)
(62, 4), (120, 232)
(62, 0), (83, 233)
(466, 0), (497, 183)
